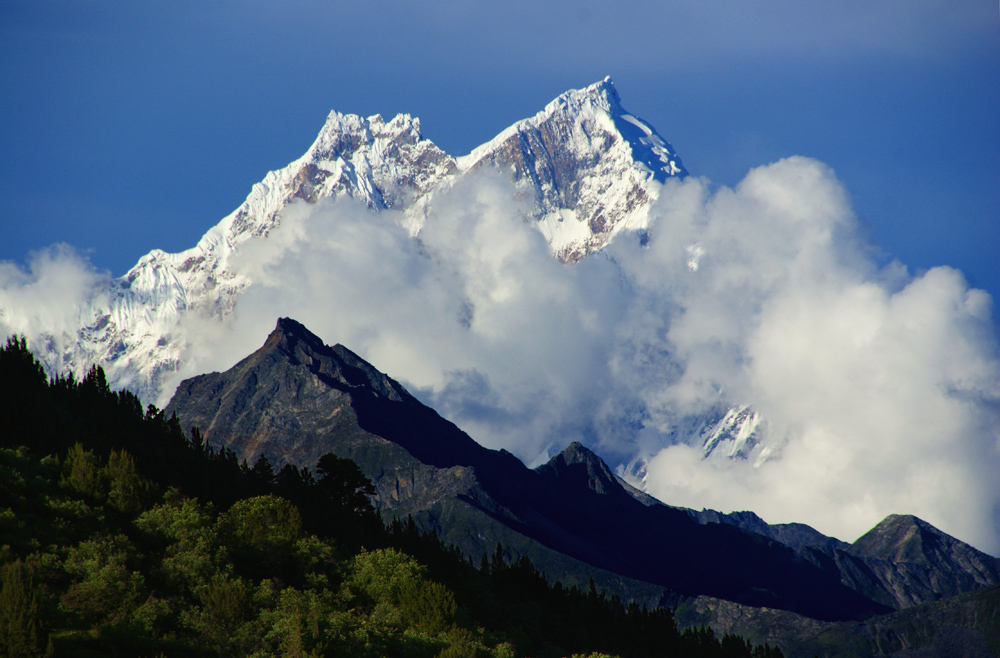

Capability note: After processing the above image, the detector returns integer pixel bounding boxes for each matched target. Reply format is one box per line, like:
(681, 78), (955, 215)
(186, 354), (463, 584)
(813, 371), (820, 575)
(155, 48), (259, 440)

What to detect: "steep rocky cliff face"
(164, 317), (888, 623)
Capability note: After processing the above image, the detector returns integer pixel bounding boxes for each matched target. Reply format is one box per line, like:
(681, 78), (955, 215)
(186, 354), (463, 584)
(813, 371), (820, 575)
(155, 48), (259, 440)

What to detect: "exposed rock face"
(681, 508), (851, 553)
(458, 77), (686, 261)
(165, 317), (493, 515)
(535, 441), (627, 496)
(823, 514), (1000, 609)
(627, 494), (1000, 611)
(676, 585), (1000, 658)
(698, 511), (1000, 611)
(164, 317), (888, 622)
(670, 515), (1000, 655)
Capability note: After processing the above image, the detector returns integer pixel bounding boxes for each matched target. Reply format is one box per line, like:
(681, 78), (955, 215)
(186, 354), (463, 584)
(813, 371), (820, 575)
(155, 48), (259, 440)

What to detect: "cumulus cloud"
(0, 246), (113, 374)
(620, 159), (1000, 550)
(168, 157), (1000, 551)
(0, 246), (110, 334)
(204, 171), (629, 461)
(3, 158), (999, 553)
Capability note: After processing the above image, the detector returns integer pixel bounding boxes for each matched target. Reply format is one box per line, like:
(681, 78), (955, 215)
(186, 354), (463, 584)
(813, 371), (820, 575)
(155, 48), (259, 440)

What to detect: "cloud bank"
(218, 157), (1000, 551)
(3, 158), (999, 553)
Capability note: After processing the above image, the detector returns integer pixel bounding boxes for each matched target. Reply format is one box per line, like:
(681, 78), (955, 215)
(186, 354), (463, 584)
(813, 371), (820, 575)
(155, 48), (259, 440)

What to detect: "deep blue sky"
(2, 1), (998, 311)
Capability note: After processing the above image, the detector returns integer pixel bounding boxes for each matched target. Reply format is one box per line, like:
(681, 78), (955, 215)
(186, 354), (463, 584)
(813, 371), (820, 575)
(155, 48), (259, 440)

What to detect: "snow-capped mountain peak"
(5, 80), (737, 474)
(222, 110), (456, 246)
(457, 77), (686, 261)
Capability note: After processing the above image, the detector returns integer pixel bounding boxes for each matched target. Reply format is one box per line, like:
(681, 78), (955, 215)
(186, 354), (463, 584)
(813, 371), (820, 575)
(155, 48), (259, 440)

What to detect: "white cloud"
(0, 246), (113, 374)
(213, 171), (629, 460)
(627, 159), (1000, 551)
(3, 157), (999, 554)
(199, 156), (1000, 551)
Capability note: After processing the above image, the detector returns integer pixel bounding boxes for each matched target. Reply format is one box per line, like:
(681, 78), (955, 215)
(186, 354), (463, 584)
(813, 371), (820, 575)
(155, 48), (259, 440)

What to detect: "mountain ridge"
(3, 79), (781, 529)
(166, 317), (899, 622)
(10, 78), (685, 411)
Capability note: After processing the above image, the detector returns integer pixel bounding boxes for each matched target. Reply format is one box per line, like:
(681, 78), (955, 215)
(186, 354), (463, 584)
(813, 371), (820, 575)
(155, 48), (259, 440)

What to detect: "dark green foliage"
(249, 454), (275, 485)
(0, 560), (45, 658)
(219, 495), (302, 579)
(220, 495), (302, 553)
(60, 534), (145, 624)
(61, 443), (104, 501)
(61, 443), (157, 514)
(190, 575), (252, 656)
(316, 453), (376, 513)
(0, 336), (783, 658)
(104, 449), (157, 514)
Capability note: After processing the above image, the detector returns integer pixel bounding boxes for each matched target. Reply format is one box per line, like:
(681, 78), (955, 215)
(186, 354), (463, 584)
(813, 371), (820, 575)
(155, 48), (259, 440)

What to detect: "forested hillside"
(0, 337), (781, 658)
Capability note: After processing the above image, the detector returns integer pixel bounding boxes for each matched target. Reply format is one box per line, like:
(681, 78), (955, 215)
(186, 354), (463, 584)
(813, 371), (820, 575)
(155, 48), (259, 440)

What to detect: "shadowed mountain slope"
(807, 514), (1000, 610)
(667, 505), (1000, 611)
(165, 318), (888, 622)
(676, 584), (1000, 658)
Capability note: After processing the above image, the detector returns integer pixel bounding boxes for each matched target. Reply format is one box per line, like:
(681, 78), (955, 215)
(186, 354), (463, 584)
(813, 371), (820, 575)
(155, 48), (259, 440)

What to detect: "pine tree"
(104, 449), (155, 514)
(61, 442), (105, 501)
(0, 560), (44, 658)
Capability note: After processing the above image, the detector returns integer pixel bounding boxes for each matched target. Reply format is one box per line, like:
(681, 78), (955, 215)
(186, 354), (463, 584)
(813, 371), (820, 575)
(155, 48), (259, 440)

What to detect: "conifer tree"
(61, 442), (105, 501)
(0, 560), (44, 658)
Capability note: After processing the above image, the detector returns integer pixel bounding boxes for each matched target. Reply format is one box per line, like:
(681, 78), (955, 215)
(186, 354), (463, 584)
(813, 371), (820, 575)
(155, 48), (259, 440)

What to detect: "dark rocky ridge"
(165, 317), (1000, 627)
(676, 584), (1000, 658)
(803, 514), (1000, 610)
(680, 507), (852, 553)
(650, 503), (1000, 611)
(166, 317), (888, 622)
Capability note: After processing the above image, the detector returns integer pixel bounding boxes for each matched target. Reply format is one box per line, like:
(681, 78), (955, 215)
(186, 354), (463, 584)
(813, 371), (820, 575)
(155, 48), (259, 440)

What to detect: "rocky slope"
(165, 317), (885, 622)
(668, 505), (1000, 611)
(676, 585), (1000, 658)
(805, 514), (1000, 610)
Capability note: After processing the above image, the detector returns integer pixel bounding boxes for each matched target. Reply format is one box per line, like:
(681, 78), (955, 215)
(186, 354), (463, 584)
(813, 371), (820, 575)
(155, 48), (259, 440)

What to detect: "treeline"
(0, 337), (782, 658)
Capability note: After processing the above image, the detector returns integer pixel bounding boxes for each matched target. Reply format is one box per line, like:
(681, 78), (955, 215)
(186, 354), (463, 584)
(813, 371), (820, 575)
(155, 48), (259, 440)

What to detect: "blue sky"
(2, 0), (998, 306)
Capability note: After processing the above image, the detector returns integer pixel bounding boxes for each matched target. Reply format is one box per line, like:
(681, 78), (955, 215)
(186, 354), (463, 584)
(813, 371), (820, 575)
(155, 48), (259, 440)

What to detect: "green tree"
(0, 560), (45, 658)
(135, 493), (220, 594)
(400, 577), (456, 636)
(61, 443), (105, 502)
(218, 495), (302, 578)
(188, 574), (251, 657)
(261, 587), (330, 658)
(348, 548), (457, 636)
(348, 548), (425, 608)
(315, 453), (376, 513)
(60, 535), (145, 625)
(250, 455), (276, 489)
(104, 449), (156, 514)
